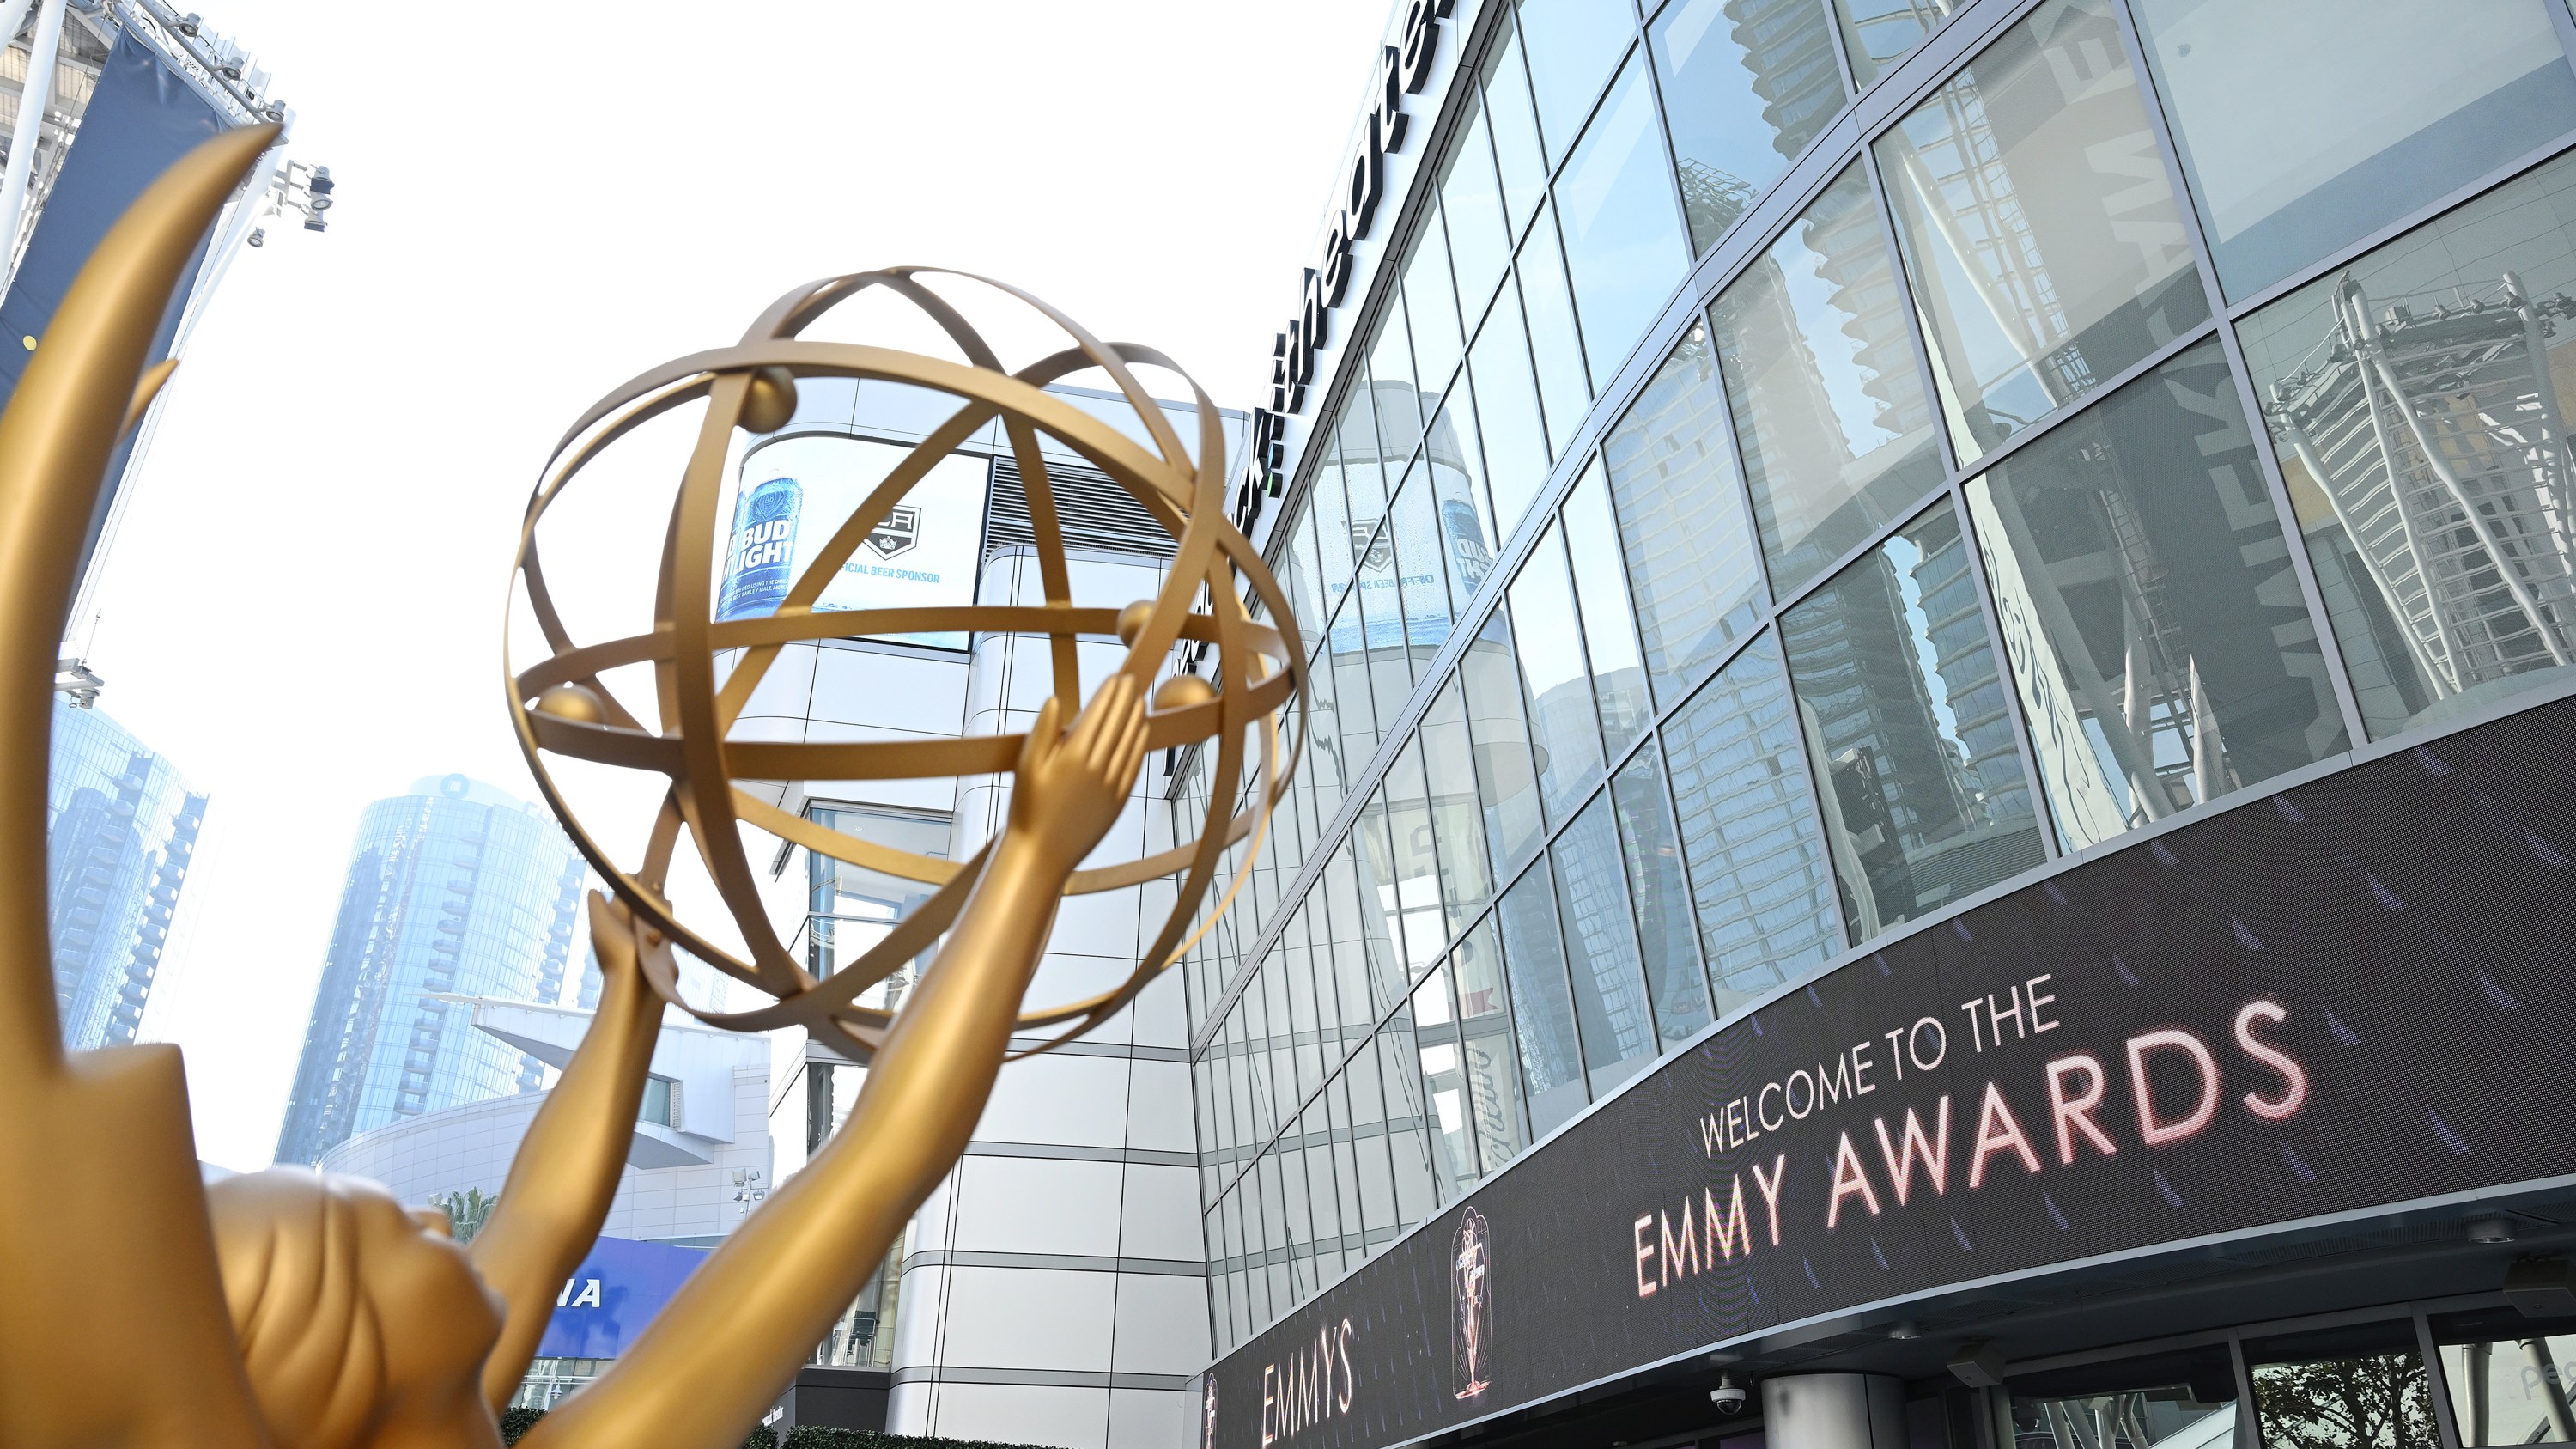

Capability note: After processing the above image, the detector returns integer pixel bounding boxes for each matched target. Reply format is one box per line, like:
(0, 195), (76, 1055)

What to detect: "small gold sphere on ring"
(1153, 674), (1218, 713)
(533, 682), (608, 725)
(1115, 600), (1155, 648)
(741, 366), (799, 434)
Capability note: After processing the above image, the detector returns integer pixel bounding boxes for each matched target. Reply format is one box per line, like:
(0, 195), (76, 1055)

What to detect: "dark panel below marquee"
(1212, 698), (2576, 1449)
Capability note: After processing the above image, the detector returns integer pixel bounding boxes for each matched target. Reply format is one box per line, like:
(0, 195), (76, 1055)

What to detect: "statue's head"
(206, 1168), (504, 1449)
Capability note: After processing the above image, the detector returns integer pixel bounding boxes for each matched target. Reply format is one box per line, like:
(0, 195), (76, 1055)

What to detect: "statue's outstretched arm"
(470, 891), (666, 1411)
(519, 673), (1151, 1449)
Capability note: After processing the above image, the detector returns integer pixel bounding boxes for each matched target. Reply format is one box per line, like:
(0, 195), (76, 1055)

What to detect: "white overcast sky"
(82, 0), (1397, 1172)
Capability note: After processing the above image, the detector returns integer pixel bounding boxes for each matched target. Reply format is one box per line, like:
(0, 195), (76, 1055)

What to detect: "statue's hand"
(1008, 673), (1148, 872)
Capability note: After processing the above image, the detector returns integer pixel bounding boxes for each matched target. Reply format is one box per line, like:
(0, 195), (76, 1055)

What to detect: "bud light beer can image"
(717, 476), (802, 621)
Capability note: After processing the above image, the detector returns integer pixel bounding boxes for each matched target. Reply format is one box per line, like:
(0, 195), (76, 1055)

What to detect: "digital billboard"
(1212, 698), (2576, 1449)
(535, 1234), (707, 1360)
(718, 434), (990, 649)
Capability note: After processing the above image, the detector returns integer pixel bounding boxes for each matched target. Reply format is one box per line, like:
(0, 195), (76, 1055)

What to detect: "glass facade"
(1183, 0), (2576, 1356)
(45, 701), (206, 1051)
(275, 774), (590, 1165)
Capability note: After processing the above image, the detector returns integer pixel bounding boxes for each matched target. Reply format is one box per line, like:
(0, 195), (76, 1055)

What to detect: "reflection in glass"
(1355, 510), (1413, 715)
(1611, 746), (1712, 1047)
(1965, 342), (2347, 851)
(1520, 202), (1595, 448)
(1421, 675), (1495, 937)
(1510, 525), (1610, 820)
(1311, 441), (1358, 608)
(1427, 382), (1499, 613)
(2236, 152), (2576, 740)
(1340, 369), (1390, 526)
(1552, 791), (1658, 1092)
(1320, 845), (1382, 1028)
(1652, 0), (1845, 254)
(1831, 0), (1956, 88)
(1717, 162), (1946, 596)
(1410, 963), (1477, 1199)
(1875, 0), (2211, 462)
(1388, 460), (1454, 673)
(1785, 504), (2044, 941)
(1293, 1099), (1342, 1281)
(2433, 1307), (2576, 1446)
(1351, 793), (1407, 1004)
(1338, 1055), (1400, 1240)
(1461, 610), (1548, 871)
(1603, 324), (1767, 704)
(1283, 506), (1327, 661)
(1662, 630), (1843, 1013)
(1484, 20), (1549, 230)
(1376, 1013), (1439, 1227)
(1495, 859), (1589, 1137)
(1442, 100), (1512, 326)
(1517, 0), (1639, 167)
(2247, 1322), (2438, 1449)
(1564, 459), (1653, 755)
(1372, 746), (1447, 977)
(805, 804), (950, 993)
(1371, 301), (1420, 441)
(1448, 917), (1528, 1173)
(2004, 1344), (2239, 1449)
(1556, 55), (1694, 376)
(2134, 0), (2576, 301)
(1406, 204), (1465, 399)
(1472, 280), (1553, 528)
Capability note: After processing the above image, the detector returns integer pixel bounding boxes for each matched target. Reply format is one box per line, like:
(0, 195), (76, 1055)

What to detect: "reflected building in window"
(2263, 272), (2576, 721)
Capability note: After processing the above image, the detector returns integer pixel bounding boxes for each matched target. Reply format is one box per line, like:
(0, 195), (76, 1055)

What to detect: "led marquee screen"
(1210, 700), (2576, 1449)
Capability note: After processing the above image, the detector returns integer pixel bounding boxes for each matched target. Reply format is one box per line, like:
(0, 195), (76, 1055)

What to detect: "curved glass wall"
(1180, 0), (2576, 1355)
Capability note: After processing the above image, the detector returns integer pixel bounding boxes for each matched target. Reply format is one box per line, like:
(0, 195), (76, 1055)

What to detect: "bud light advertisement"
(717, 434), (991, 649)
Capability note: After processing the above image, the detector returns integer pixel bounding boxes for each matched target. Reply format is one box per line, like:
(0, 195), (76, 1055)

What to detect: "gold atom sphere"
(507, 268), (1304, 1059)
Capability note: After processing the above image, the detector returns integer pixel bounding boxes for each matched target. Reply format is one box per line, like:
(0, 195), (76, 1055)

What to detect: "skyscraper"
(273, 774), (588, 1166)
(46, 698), (204, 1051)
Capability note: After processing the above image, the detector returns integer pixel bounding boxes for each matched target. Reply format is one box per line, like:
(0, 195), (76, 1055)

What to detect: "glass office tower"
(1187, 3), (2576, 1447)
(45, 699), (205, 1051)
(274, 774), (588, 1165)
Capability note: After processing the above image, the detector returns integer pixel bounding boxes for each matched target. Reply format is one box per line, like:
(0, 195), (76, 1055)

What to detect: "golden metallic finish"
(504, 268), (1305, 1062)
(0, 131), (1297, 1449)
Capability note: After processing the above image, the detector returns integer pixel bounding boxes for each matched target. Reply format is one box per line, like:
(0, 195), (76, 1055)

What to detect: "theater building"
(1174, 1), (2576, 1447)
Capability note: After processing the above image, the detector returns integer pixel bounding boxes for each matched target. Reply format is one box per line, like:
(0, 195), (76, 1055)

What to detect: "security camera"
(1710, 1373), (1748, 1415)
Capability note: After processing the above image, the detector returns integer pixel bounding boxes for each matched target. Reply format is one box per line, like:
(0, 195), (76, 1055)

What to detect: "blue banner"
(535, 1235), (708, 1360)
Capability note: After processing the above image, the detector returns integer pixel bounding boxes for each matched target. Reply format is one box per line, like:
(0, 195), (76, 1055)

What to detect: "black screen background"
(1213, 700), (2576, 1449)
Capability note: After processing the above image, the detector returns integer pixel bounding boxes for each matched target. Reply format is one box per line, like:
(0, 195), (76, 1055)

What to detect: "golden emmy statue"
(0, 127), (1299, 1449)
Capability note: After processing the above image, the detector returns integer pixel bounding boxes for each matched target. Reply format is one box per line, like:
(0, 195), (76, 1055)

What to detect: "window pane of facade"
(2236, 151), (2576, 741)
(1357, 514), (1414, 713)
(1405, 204), (1464, 400)
(1326, 596), (1376, 770)
(1717, 162), (1947, 597)
(1964, 340), (2348, 853)
(1470, 280), (1553, 527)
(1652, 0), (1845, 254)
(1340, 370), (1391, 527)
(1449, 916), (1528, 1172)
(1297, 1099), (1345, 1282)
(1321, 846), (1380, 1032)
(1552, 789), (1659, 1093)
(2245, 1322), (2437, 1449)
(1875, 0), (2212, 464)
(1284, 908), (1322, 1102)
(1519, 0), (1639, 167)
(1410, 963), (1478, 1198)
(1564, 458), (1653, 757)
(1509, 524), (1611, 821)
(1520, 201), (1595, 448)
(1496, 858), (1590, 1137)
(1831, 0), (1957, 89)
(1461, 610), (1548, 871)
(1442, 101), (1512, 326)
(2432, 1307), (2576, 1446)
(1376, 1013), (1439, 1227)
(1421, 674), (1495, 937)
(1556, 54), (1694, 376)
(1382, 738), (1449, 976)
(1371, 306), (1421, 447)
(1485, 20), (1550, 230)
(1389, 460), (1453, 673)
(1611, 743), (1712, 1047)
(1283, 506), (1327, 661)
(1603, 325), (1767, 705)
(1311, 441), (1358, 609)
(1352, 791), (1409, 1004)
(2136, 0), (2576, 301)
(1428, 381), (1500, 613)
(1338, 1056), (1399, 1238)
(1785, 502), (2046, 941)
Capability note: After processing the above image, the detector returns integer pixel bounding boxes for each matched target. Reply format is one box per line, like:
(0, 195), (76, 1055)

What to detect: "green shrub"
(498, 1406), (779, 1448)
(782, 1432), (1054, 1449)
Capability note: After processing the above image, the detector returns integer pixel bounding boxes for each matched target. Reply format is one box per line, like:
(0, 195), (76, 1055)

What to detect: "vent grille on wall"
(985, 457), (1177, 560)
